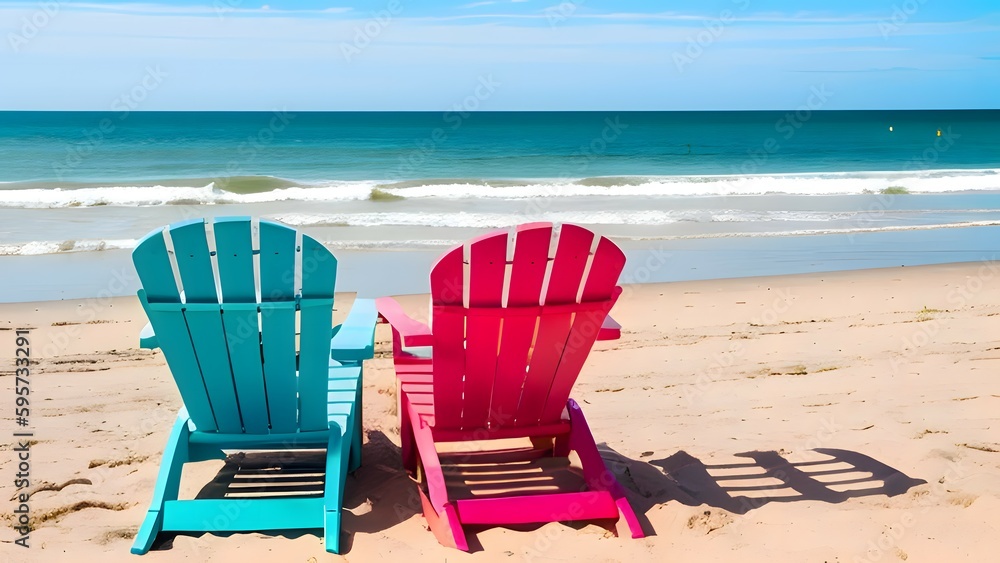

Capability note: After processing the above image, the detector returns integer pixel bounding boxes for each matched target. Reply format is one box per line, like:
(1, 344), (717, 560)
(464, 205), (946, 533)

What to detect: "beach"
(2, 262), (998, 562)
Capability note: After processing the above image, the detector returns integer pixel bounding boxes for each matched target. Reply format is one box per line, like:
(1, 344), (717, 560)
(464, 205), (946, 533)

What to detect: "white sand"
(2, 262), (999, 562)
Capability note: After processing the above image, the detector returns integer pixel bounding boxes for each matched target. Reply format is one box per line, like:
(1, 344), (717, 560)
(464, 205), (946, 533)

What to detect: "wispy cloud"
(1, 1), (352, 16)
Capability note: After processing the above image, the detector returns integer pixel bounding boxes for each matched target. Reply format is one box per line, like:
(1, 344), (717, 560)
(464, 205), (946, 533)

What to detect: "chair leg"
(349, 376), (363, 473)
(553, 434), (571, 457)
(404, 398), (470, 550)
(324, 428), (348, 553)
(417, 488), (469, 551)
(566, 398), (646, 539)
(530, 436), (554, 452)
(131, 411), (192, 555)
(399, 391), (417, 476)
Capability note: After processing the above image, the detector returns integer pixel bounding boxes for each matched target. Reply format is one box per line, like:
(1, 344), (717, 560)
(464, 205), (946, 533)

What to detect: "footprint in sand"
(686, 509), (733, 534)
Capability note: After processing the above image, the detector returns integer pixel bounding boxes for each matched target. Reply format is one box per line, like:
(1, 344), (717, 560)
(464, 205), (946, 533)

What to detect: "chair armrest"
(596, 315), (621, 341)
(330, 298), (378, 361)
(376, 297), (434, 347)
(139, 322), (159, 349)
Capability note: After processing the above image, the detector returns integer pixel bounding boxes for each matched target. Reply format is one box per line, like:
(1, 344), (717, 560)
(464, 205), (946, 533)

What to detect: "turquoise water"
(0, 110), (998, 301)
(1, 110), (998, 187)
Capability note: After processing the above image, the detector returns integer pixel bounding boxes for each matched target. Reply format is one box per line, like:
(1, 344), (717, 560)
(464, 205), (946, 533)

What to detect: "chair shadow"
(151, 436), (926, 553)
(151, 430), (430, 553)
(600, 445), (927, 516)
(151, 449), (332, 551)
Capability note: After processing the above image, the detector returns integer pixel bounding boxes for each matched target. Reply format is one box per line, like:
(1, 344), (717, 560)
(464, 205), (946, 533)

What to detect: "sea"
(1, 110), (998, 301)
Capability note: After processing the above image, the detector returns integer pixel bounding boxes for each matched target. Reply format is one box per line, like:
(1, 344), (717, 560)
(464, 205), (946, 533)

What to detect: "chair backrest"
(132, 217), (337, 435)
(429, 223), (625, 432)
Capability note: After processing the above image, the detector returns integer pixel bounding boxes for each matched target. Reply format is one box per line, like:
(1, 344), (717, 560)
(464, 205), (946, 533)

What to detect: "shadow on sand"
(148, 433), (926, 553)
(600, 445), (926, 515)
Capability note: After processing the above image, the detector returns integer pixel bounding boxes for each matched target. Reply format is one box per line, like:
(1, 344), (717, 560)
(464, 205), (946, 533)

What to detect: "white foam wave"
(629, 220), (1000, 240)
(387, 170), (1000, 199)
(1, 169), (998, 208)
(0, 182), (376, 208)
(271, 210), (865, 228)
(5, 220), (999, 257)
(0, 239), (136, 256)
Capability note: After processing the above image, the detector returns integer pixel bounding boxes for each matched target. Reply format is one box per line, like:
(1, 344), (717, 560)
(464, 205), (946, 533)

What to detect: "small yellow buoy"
(889, 126), (893, 132)
(937, 129), (942, 137)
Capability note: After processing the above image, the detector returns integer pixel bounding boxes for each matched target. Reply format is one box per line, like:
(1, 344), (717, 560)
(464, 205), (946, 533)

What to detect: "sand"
(1, 261), (999, 562)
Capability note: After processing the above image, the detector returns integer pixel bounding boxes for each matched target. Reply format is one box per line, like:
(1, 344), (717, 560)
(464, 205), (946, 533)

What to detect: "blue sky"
(1, 0), (998, 110)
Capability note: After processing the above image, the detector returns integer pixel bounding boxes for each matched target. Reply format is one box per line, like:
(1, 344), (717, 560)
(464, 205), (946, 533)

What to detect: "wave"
(0, 179), (377, 208)
(0, 239), (136, 256)
(7, 221), (1000, 256)
(373, 170), (1000, 199)
(1, 169), (998, 208)
(270, 210), (867, 229)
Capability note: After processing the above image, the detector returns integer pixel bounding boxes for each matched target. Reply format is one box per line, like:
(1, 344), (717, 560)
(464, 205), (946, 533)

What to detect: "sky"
(1, 0), (998, 110)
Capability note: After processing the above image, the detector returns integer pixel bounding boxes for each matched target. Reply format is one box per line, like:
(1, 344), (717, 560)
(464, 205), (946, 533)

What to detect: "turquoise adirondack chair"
(376, 223), (645, 550)
(129, 217), (376, 554)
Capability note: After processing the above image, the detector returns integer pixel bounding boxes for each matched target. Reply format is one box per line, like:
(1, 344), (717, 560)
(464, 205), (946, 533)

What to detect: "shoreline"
(1, 261), (998, 561)
(2, 225), (999, 303)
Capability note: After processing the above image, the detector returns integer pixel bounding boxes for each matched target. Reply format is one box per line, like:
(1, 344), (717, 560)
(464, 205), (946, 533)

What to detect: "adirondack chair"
(129, 217), (376, 555)
(376, 223), (645, 550)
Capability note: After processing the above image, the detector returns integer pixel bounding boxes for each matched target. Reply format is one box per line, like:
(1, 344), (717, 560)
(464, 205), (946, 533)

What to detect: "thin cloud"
(1, 1), (353, 16)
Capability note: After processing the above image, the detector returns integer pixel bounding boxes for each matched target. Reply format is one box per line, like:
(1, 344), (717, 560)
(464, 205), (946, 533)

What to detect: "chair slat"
(259, 220), (296, 301)
(538, 295), (619, 425)
(256, 220), (299, 432)
(507, 224), (551, 306)
(261, 304), (298, 433)
(132, 229), (180, 302)
(184, 307), (244, 433)
(490, 224), (550, 428)
(545, 224), (594, 304)
(211, 218), (269, 433)
(213, 217), (256, 302)
(581, 237), (626, 301)
(220, 303), (269, 434)
(300, 234), (337, 298)
(515, 310), (573, 426)
(138, 291), (217, 432)
(462, 233), (507, 429)
(298, 235), (338, 431)
(299, 299), (335, 431)
(168, 220), (218, 304)
(429, 246), (465, 428)
(430, 245), (464, 306)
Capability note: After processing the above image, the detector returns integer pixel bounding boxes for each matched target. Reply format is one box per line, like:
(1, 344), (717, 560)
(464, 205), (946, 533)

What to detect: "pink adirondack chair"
(376, 223), (645, 550)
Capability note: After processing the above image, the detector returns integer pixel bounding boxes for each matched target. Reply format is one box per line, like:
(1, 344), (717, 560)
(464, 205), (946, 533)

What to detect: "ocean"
(1, 110), (998, 301)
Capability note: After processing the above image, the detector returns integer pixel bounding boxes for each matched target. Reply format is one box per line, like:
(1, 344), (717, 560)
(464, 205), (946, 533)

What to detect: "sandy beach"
(2, 261), (999, 562)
